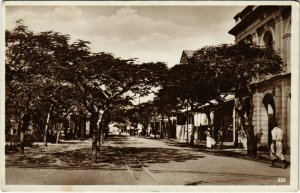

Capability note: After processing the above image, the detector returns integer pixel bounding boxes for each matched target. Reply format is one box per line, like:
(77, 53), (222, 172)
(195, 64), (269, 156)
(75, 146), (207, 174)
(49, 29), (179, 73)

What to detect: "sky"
(6, 5), (244, 68)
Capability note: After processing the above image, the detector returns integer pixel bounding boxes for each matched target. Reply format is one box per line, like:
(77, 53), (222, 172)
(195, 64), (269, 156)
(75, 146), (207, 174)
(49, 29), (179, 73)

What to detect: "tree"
(161, 62), (221, 144)
(62, 46), (168, 162)
(6, 20), (73, 152)
(6, 20), (167, 162)
(6, 20), (102, 152)
(153, 85), (180, 139)
(190, 42), (283, 155)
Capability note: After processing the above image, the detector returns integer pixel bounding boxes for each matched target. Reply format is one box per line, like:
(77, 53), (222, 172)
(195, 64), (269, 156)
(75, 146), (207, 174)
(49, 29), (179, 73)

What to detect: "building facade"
(229, 6), (291, 152)
(178, 49), (237, 145)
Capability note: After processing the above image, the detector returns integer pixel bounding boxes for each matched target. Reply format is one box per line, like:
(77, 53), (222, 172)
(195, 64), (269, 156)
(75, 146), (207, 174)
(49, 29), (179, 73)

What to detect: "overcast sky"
(6, 5), (244, 68)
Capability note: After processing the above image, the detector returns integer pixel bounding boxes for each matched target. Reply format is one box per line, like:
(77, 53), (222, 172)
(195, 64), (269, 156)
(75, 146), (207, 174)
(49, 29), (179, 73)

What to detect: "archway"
(262, 31), (274, 49)
(284, 18), (291, 34)
(262, 93), (276, 146)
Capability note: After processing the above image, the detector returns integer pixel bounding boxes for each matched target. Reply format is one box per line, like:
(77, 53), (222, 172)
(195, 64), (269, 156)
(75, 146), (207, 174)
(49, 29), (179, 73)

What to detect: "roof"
(233, 6), (255, 22)
(183, 50), (195, 58)
(228, 6), (280, 36)
(180, 50), (195, 64)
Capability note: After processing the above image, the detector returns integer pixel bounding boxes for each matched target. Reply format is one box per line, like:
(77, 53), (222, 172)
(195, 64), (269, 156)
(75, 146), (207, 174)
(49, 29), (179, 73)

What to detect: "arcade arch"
(262, 93), (276, 146)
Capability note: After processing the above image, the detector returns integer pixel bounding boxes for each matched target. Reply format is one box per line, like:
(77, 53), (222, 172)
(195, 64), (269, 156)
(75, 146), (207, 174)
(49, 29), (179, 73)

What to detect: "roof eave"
(228, 6), (267, 36)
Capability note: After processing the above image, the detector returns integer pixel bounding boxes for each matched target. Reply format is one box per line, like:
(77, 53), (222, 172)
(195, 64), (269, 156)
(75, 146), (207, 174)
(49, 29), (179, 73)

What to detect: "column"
(274, 12), (283, 56)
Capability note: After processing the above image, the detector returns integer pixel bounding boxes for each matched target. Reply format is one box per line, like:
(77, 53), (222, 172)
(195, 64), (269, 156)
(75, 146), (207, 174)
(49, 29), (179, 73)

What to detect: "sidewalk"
(154, 138), (290, 164)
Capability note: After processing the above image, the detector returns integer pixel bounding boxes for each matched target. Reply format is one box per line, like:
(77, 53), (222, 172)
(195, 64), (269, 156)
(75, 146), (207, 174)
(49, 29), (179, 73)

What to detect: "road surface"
(5, 135), (290, 185)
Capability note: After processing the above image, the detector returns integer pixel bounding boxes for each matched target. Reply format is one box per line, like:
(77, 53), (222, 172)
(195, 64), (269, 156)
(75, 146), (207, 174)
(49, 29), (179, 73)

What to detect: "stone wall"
(232, 6), (292, 154)
(252, 76), (291, 153)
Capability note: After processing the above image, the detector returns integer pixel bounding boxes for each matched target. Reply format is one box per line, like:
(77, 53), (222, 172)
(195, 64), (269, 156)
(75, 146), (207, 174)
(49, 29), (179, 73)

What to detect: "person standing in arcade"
(270, 122), (288, 169)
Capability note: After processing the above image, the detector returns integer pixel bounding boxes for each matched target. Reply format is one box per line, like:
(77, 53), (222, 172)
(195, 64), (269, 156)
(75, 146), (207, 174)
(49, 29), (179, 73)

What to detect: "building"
(177, 49), (237, 145)
(176, 112), (195, 142)
(180, 50), (195, 64)
(229, 6), (291, 152)
(175, 6), (291, 149)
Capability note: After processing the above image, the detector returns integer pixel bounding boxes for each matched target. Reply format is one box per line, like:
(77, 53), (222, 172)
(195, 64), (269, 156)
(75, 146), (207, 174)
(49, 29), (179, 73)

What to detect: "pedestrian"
(270, 122), (288, 169)
(216, 128), (224, 149)
(205, 128), (215, 149)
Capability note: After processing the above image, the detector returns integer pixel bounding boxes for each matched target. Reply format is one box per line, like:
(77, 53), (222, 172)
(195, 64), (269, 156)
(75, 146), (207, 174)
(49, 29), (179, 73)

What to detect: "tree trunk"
(206, 111), (212, 130)
(159, 115), (164, 139)
(74, 117), (80, 138)
(63, 120), (68, 140)
(92, 129), (98, 163)
(144, 122), (147, 136)
(234, 111), (240, 148)
(56, 123), (63, 144)
(245, 124), (257, 156)
(100, 111), (107, 143)
(9, 117), (17, 147)
(160, 115), (164, 139)
(167, 116), (172, 140)
(18, 115), (24, 154)
(186, 115), (189, 144)
(100, 131), (104, 143)
(239, 91), (257, 156)
(98, 129), (102, 151)
(248, 99), (257, 156)
(91, 112), (99, 163)
(10, 121), (14, 147)
(80, 114), (86, 140)
(92, 109), (108, 163)
(100, 123), (105, 143)
(104, 123), (109, 140)
(188, 112), (195, 145)
(19, 128), (25, 153)
(43, 105), (53, 147)
(190, 126), (196, 145)
(19, 93), (32, 153)
(69, 123), (74, 139)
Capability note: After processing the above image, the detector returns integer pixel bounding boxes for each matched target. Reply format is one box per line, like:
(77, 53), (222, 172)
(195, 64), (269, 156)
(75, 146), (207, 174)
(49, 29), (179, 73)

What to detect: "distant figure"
(205, 129), (215, 149)
(216, 129), (224, 149)
(270, 122), (288, 168)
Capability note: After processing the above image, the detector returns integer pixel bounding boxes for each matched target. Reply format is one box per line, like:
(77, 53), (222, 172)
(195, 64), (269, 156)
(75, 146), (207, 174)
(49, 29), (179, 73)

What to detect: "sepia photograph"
(1, 1), (299, 191)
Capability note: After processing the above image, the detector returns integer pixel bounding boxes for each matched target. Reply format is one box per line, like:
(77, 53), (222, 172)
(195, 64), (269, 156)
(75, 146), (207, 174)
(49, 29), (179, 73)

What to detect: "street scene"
(4, 3), (295, 189)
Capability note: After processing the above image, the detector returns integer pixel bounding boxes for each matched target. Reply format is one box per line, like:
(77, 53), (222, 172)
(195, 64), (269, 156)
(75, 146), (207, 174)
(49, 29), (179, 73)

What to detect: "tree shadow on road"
(126, 147), (205, 165)
(96, 136), (206, 168)
(6, 136), (206, 169)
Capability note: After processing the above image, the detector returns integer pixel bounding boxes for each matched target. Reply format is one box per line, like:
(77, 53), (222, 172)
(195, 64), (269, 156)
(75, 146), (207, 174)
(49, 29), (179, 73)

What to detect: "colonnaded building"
(175, 6), (291, 153)
(228, 6), (291, 152)
(150, 6), (291, 154)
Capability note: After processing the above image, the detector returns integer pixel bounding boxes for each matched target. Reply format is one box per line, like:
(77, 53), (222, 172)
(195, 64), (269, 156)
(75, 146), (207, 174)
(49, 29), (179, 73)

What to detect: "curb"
(153, 138), (291, 165)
